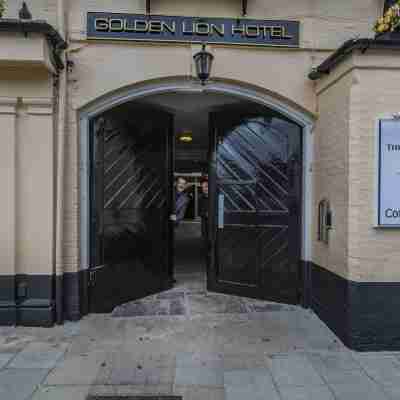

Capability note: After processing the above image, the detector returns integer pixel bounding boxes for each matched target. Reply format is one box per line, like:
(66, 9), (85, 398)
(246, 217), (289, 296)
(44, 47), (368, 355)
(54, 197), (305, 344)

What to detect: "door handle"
(218, 194), (224, 229)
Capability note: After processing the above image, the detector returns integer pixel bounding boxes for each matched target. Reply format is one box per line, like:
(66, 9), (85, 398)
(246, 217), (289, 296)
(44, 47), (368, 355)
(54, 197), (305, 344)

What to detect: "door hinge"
(89, 270), (97, 287)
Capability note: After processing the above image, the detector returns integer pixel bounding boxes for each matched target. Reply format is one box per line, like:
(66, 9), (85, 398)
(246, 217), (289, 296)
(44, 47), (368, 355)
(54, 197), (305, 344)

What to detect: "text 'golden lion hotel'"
(1, 0), (400, 351)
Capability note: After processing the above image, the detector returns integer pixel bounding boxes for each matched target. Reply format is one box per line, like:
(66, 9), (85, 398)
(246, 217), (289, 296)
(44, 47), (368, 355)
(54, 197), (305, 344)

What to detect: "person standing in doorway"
(170, 176), (190, 226)
(170, 176), (190, 285)
(198, 178), (209, 243)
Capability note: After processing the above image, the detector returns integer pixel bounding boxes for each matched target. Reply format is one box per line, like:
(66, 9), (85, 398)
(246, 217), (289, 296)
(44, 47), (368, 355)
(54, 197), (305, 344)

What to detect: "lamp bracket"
(242, 0), (248, 16)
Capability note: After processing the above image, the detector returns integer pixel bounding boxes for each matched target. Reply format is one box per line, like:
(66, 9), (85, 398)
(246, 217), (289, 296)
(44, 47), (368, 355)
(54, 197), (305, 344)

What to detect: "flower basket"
(0, 0), (5, 18)
(374, 2), (400, 37)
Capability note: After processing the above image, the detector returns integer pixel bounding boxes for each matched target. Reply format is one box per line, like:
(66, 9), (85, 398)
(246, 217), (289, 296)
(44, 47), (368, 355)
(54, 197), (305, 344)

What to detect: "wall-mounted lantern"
(193, 43), (214, 86)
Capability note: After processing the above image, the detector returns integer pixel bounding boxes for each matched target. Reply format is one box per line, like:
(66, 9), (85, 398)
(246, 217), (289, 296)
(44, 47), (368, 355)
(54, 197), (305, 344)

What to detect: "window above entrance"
(146, 0), (249, 16)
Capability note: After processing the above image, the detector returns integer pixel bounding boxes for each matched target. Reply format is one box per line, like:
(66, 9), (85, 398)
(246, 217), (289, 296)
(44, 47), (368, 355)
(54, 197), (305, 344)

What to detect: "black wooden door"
(89, 107), (174, 313)
(207, 106), (302, 304)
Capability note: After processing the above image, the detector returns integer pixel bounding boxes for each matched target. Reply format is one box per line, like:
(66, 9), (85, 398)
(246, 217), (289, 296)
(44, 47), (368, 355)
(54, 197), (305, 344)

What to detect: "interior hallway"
(174, 221), (207, 292)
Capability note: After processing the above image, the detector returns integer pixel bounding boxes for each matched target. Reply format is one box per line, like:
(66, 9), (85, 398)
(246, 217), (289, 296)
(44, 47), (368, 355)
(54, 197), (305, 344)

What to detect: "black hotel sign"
(87, 13), (300, 47)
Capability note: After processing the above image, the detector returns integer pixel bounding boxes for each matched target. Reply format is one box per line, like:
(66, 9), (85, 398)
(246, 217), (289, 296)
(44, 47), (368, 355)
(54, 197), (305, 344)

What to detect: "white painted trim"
(303, 124), (314, 262)
(374, 117), (382, 228)
(79, 117), (90, 271)
(79, 79), (315, 270)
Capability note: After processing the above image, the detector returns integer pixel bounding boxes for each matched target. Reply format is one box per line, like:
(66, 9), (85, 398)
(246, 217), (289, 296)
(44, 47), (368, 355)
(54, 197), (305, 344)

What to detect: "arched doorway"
(79, 79), (314, 313)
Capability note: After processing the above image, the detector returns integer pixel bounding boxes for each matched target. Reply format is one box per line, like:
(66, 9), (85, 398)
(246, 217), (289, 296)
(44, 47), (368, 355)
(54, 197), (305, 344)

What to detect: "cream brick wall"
(314, 50), (400, 283)
(0, 67), (55, 276)
(68, 0), (380, 49)
(312, 71), (352, 279)
(348, 65), (400, 282)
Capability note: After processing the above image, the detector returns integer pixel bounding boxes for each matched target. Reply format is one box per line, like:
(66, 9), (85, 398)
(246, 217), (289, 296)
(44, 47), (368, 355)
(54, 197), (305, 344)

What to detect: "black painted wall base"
(2, 265), (400, 351)
(63, 270), (89, 321)
(0, 270), (88, 327)
(310, 263), (400, 351)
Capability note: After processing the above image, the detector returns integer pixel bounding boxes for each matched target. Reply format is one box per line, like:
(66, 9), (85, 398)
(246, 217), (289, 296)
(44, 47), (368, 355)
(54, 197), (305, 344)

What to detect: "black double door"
(89, 107), (174, 313)
(207, 106), (302, 304)
(89, 103), (302, 313)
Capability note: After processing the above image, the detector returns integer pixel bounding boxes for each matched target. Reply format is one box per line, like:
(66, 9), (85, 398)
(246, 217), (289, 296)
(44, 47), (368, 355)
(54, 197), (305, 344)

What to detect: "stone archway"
(78, 77), (315, 310)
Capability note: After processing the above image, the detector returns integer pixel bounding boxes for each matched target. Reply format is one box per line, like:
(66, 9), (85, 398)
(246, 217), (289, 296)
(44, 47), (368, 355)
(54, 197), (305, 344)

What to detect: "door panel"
(89, 107), (174, 313)
(208, 106), (302, 304)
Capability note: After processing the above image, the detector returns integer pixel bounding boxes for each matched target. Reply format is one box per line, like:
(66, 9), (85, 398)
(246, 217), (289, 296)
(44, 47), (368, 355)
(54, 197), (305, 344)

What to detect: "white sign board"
(377, 119), (400, 227)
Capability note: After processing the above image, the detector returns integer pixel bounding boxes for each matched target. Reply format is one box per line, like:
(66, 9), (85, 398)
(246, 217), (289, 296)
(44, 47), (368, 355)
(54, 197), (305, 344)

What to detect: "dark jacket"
(198, 194), (209, 219)
(175, 190), (190, 223)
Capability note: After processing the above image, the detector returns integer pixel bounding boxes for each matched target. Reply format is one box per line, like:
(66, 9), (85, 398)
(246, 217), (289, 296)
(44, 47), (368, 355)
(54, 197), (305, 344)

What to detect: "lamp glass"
(193, 45), (214, 84)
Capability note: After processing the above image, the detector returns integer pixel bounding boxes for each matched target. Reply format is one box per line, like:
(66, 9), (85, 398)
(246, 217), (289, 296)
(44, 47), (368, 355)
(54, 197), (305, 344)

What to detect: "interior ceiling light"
(179, 131), (193, 143)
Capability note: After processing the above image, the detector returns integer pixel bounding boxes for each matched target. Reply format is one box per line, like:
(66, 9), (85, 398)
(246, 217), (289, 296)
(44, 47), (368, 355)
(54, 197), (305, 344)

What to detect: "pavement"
(2, 222), (400, 400)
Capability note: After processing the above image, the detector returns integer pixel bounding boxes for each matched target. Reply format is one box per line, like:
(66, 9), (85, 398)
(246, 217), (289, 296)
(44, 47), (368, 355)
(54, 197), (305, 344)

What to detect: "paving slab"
(45, 351), (108, 385)
(169, 299), (186, 316)
(307, 352), (372, 384)
(176, 351), (223, 368)
(329, 381), (390, 400)
(224, 369), (280, 400)
(222, 353), (268, 370)
(0, 352), (16, 369)
(157, 291), (186, 300)
(223, 369), (274, 387)
(187, 294), (249, 315)
(382, 384), (400, 400)
(175, 366), (224, 387)
(112, 384), (174, 396)
(225, 382), (280, 400)
(352, 353), (400, 385)
(112, 300), (170, 317)
(278, 385), (336, 400)
(9, 342), (67, 369)
(0, 368), (49, 400)
(266, 353), (325, 387)
(174, 385), (225, 400)
(31, 385), (90, 400)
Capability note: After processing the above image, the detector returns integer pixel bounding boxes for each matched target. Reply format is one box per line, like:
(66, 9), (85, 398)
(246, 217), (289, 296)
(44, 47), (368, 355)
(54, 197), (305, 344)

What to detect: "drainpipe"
(55, 0), (67, 324)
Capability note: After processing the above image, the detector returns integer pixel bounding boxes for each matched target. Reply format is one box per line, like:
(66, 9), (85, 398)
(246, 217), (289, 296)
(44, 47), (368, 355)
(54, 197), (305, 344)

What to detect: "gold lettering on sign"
(149, 20), (162, 33)
(183, 21), (194, 34)
(282, 26), (293, 39)
(134, 20), (149, 32)
(261, 26), (272, 38)
(109, 19), (124, 32)
(161, 21), (176, 34)
(91, 15), (296, 43)
(195, 22), (210, 35)
(211, 24), (225, 37)
(232, 25), (245, 36)
(95, 18), (109, 31)
(270, 26), (283, 38)
(245, 25), (259, 37)
(124, 20), (135, 32)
